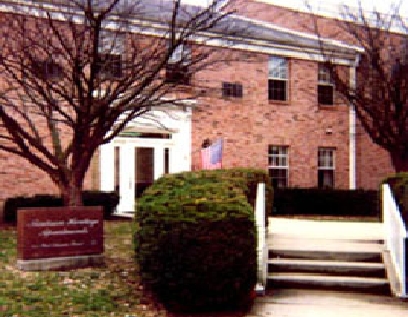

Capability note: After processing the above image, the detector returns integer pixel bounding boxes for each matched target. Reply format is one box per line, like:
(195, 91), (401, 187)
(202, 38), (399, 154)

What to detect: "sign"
(17, 207), (103, 260)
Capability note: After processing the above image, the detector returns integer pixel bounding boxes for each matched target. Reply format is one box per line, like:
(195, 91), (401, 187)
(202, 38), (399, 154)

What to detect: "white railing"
(383, 184), (407, 297)
(255, 183), (267, 295)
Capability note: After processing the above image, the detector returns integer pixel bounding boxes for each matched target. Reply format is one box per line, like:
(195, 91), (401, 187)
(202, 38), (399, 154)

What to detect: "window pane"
(269, 169), (288, 188)
(164, 148), (170, 174)
(269, 145), (278, 155)
(97, 53), (122, 78)
(318, 63), (332, 83)
(269, 79), (287, 101)
(269, 56), (288, 79)
(114, 146), (120, 193)
(165, 64), (191, 85)
(222, 82), (243, 98)
(318, 85), (334, 105)
(318, 170), (334, 188)
(318, 147), (335, 170)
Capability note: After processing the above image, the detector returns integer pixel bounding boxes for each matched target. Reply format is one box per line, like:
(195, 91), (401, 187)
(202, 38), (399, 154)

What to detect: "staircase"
(267, 218), (392, 295)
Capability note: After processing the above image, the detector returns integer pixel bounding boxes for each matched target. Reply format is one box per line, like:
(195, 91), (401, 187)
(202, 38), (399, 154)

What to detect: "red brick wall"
(193, 49), (351, 189)
(355, 121), (394, 189)
(223, 0), (396, 189)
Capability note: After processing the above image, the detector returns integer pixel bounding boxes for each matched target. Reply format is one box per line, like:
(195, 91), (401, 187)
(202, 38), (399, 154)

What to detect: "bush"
(3, 191), (119, 224)
(273, 188), (380, 219)
(149, 168), (273, 226)
(82, 191), (119, 219)
(135, 172), (257, 312)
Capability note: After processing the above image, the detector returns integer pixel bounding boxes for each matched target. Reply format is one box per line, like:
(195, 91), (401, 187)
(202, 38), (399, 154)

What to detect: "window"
(318, 147), (335, 188)
(222, 82), (243, 98)
(268, 145), (289, 188)
(268, 56), (288, 101)
(166, 43), (191, 85)
(32, 59), (63, 80)
(96, 53), (122, 79)
(97, 31), (124, 79)
(318, 63), (334, 105)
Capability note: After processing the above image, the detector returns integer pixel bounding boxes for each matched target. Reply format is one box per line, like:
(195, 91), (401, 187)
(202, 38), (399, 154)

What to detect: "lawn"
(0, 220), (165, 317)
(0, 220), (251, 317)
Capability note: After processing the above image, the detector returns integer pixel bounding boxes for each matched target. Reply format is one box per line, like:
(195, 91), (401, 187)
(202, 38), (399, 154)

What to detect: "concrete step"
(269, 248), (383, 263)
(268, 272), (391, 295)
(269, 258), (387, 277)
(269, 233), (384, 245)
(269, 236), (384, 251)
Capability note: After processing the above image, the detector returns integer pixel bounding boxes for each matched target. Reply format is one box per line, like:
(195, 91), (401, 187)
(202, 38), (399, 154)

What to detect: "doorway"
(101, 138), (173, 213)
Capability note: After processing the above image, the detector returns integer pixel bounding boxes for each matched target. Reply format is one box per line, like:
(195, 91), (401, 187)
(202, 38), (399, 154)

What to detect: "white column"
(118, 143), (135, 213)
(349, 61), (357, 190)
(154, 146), (164, 180)
(99, 143), (115, 191)
(170, 108), (192, 173)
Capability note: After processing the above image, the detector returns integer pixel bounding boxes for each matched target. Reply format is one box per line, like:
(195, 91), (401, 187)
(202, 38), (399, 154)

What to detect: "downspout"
(349, 55), (359, 190)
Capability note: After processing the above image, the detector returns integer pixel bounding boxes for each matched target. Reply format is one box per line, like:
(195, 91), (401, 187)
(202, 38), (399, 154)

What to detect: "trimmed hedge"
(383, 173), (408, 224)
(273, 188), (380, 219)
(3, 191), (119, 223)
(150, 168), (273, 226)
(135, 170), (257, 311)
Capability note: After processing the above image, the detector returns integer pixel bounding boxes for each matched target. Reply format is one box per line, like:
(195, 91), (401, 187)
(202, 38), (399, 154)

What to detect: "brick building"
(0, 0), (395, 214)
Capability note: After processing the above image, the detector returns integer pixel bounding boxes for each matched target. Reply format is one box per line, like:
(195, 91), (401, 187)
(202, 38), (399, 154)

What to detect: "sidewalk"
(248, 288), (408, 317)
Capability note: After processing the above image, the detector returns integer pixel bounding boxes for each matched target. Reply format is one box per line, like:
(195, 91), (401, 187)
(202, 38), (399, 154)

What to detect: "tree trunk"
(60, 180), (84, 207)
(390, 151), (408, 173)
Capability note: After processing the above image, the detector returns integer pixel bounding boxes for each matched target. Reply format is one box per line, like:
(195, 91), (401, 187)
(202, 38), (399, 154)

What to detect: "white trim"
(0, 1), (362, 65)
(100, 104), (192, 212)
(349, 63), (357, 190)
(230, 13), (364, 52)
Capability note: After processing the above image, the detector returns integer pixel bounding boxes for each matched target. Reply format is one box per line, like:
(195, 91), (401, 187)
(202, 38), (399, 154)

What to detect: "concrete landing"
(248, 289), (408, 317)
(268, 217), (384, 240)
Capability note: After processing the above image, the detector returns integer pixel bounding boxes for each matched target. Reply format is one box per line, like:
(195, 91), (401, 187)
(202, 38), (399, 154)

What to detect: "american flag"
(201, 138), (223, 170)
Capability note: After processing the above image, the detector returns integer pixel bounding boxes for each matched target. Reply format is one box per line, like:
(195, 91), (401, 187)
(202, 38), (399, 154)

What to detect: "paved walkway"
(248, 288), (408, 317)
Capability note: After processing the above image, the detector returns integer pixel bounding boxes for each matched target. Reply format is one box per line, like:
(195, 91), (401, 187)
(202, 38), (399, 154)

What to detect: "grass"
(0, 220), (163, 317)
(0, 219), (251, 317)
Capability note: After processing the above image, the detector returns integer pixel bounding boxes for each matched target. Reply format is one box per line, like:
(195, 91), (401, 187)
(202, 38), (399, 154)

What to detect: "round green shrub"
(135, 176), (257, 312)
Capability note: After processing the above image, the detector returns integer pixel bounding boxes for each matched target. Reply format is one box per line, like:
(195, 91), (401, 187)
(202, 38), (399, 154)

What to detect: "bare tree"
(311, 1), (408, 172)
(0, 0), (233, 206)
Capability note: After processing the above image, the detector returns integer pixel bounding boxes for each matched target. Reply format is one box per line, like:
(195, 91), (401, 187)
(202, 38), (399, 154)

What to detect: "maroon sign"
(17, 207), (103, 260)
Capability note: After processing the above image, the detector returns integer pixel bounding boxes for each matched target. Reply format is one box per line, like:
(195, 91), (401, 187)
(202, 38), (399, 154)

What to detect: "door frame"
(100, 137), (174, 213)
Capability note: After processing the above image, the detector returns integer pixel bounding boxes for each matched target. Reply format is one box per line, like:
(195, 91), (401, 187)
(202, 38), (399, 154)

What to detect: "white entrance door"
(100, 139), (170, 213)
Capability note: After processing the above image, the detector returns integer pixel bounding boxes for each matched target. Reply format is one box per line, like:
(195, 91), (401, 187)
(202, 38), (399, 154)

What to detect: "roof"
(0, 0), (363, 63)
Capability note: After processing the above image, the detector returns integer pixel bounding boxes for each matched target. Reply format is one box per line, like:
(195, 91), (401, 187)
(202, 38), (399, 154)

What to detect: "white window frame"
(268, 145), (289, 188)
(318, 147), (335, 188)
(268, 56), (288, 101)
(318, 63), (335, 105)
